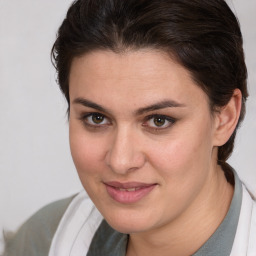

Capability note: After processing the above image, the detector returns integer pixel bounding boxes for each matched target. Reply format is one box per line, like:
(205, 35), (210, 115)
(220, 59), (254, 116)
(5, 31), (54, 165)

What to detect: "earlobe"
(213, 89), (242, 146)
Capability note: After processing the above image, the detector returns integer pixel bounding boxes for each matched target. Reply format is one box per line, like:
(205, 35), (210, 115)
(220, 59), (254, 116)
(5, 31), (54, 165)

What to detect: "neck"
(126, 166), (234, 256)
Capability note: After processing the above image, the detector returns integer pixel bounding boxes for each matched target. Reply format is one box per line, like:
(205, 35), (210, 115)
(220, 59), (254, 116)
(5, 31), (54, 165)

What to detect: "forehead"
(69, 49), (209, 111)
(71, 49), (179, 78)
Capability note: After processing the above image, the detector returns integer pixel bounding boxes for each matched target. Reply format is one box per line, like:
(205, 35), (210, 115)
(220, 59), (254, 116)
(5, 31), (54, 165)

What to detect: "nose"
(105, 127), (146, 175)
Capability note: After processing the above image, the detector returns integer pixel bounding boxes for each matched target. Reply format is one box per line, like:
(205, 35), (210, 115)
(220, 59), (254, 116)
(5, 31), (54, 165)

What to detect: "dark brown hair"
(51, 0), (248, 176)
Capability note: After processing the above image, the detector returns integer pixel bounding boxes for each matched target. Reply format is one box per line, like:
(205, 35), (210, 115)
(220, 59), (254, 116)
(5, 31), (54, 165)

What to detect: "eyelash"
(79, 112), (111, 128)
(143, 114), (176, 130)
(79, 112), (176, 131)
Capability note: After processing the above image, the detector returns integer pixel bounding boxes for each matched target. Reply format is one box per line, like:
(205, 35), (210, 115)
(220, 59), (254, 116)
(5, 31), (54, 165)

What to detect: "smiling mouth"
(115, 187), (142, 192)
(104, 182), (157, 204)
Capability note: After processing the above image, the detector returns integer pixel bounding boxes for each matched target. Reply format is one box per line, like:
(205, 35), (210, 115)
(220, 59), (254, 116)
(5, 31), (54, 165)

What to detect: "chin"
(108, 219), (148, 234)
(103, 209), (155, 234)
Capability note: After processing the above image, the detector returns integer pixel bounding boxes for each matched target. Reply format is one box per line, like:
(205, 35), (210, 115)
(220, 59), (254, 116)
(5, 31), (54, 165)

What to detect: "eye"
(143, 115), (175, 129)
(81, 113), (111, 126)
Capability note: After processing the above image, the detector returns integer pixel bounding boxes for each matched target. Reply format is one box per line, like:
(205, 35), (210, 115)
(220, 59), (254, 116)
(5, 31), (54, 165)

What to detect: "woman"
(5, 0), (255, 255)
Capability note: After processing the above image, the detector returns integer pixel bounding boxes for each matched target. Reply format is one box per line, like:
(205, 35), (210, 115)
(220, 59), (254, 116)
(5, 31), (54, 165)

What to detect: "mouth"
(115, 187), (142, 192)
(104, 181), (157, 204)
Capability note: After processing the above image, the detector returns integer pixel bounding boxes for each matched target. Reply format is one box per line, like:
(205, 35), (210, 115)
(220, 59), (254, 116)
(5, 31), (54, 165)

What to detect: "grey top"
(3, 196), (75, 256)
(87, 172), (242, 256)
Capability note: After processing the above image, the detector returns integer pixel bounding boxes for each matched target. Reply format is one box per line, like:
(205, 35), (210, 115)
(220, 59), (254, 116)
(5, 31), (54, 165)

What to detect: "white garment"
(230, 185), (256, 256)
(48, 191), (103, 256)
(49, 185), (256, 256)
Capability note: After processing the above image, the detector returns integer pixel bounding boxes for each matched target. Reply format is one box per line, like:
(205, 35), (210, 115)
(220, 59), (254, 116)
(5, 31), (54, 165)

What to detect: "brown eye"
(82, 113), (110, 126)
(143, 114), (175, 129)
(91, 113), (105, 124)
(153, 117), (166, 127)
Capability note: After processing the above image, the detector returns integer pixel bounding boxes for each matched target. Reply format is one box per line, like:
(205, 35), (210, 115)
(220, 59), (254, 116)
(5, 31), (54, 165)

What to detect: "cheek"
(144, 123), (214, 220)
(69, 124), (106, 178)
(148, 121), (213, 180)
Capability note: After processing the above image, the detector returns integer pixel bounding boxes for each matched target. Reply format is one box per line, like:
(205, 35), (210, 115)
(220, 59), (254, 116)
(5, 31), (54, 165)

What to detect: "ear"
(213, 89), (242, 146)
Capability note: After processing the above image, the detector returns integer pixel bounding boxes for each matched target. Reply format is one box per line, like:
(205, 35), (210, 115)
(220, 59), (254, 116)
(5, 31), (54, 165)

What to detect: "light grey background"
(0, 0), (255, 251)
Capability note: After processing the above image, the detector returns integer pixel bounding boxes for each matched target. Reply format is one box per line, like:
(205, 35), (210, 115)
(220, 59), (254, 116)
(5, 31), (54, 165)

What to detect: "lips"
(104, 181), (157, 204)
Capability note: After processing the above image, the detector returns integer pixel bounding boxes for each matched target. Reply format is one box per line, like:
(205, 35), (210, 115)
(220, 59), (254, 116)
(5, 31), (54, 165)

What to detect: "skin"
(68, 49), (241, 256)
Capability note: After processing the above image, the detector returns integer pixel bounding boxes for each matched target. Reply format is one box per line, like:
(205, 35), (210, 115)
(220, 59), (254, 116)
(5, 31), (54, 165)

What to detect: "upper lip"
(104, 181), (156, 189)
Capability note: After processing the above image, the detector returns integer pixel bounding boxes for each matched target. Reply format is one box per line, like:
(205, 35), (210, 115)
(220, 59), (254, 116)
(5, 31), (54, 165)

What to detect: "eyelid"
(144, 114), (175, 122)
(78, 112), (176, 131)
(142, 114), (176, 129)
(79, 112), (112, 127)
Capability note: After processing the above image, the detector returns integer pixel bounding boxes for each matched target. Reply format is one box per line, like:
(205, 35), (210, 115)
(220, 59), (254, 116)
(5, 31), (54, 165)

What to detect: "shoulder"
(4, 195), (75, 256)
(240, 183), (256, 239)
(248, 189), (256, 254)
(230, 183), (256, 255)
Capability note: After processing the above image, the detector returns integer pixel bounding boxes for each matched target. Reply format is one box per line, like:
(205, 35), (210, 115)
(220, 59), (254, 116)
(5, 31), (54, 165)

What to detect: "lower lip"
(105, 184), (156, 204)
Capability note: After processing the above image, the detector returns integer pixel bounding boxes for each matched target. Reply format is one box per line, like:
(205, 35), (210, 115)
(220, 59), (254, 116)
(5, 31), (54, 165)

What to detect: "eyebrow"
(73, 98), (109, 113)
(73, 98), (185, 115)
(135, 100), (186, 115)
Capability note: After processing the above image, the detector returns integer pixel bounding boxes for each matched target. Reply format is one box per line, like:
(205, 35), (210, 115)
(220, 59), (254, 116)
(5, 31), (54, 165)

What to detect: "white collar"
(49, 191), (103, 256)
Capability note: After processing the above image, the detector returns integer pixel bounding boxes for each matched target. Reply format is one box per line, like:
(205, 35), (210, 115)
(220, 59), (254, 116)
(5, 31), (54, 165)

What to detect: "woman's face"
(69, 49), (219, 233)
